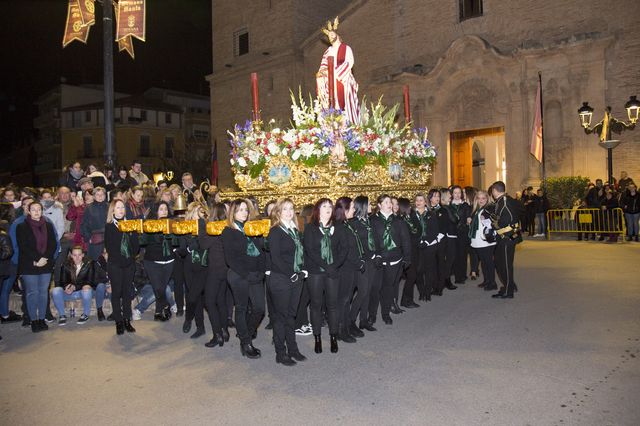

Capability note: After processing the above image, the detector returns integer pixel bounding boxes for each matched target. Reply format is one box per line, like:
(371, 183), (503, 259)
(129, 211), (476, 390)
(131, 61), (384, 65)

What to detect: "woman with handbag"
(222, 199), (266, 359)
(104, 198), (139, 335)
(469, 190), (497, 291)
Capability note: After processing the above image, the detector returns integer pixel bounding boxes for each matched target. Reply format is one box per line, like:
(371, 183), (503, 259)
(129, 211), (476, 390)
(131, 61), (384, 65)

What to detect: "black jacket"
(221, 225), (265, 278)
(58, 258), (95, 289)
(533, 195), (550, 214)
(303, 223), (348, 277)
(370, 212), (411, 262)
(94, 255), (108, 283)
(400, 214), (421, 251)
(141, 232), (178, 262)
(338, 221), (364, 271)
(267, 225), (301, 277)
(198, 219), (227, 276)
(446, 202), (472, 237)
(0, 230), (13, 276)
(493, 195), (525, 242)
(621, 191), (640, 214)
(104, 222), (139, 267)
(415, 208), (444, 245)
(80, 201), (108, 244)
(16, 220), (58, 275)
(350, 217), (380, 260)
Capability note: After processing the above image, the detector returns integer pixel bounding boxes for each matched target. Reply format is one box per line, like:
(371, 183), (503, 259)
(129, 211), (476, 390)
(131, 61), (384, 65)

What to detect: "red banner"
(77, 0), (96, 27)
(62, 0), (91, 47)
(115, 0), (146, 42)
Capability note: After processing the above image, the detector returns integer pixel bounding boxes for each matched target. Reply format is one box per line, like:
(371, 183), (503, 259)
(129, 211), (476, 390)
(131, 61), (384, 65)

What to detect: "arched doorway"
(450, 126), (504, 188)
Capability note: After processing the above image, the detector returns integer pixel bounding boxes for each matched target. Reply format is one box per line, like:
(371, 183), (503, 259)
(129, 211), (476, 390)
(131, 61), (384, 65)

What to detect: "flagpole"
(539, 72), (546, 192)
(103, 0), (115, 167)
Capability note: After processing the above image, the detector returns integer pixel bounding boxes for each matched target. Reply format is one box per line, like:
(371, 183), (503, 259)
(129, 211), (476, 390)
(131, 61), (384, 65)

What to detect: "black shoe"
(176, 309), (184, 317)
(31, 321), (40, 333)
(1, 311), (22, 323)
(97, 308), (105, 321)
(432, 289), (443, 296)
(276, 354), (297, 366)
(349, 322), (365, 337)
(314, 335), (322, 353)
(162, 306), (172, 320)
(123, 319), (136, 333)
(22, 317), (31, 327)
(45, 314), (55, 323)
(425, 293), (431, 301)
(240, 343), (261, 359)
(359, 321), (376, 332)
(483, 285), (498, 291)
(392, 299), (405, 313)
(227, 318), (235, 328)
(401, 301), (419, 309)
(288, 351), (307, 362)
(182, 320), (192, 333)
(499, 294), (514, 299)
(390, 304), (402, 314)
(382, 316), (393, 325)
(39, 319), (49, 331)
(205, 334), (224, 347)
(470, 274), (478, 281)
(339, 331), (356, 343)
(265, 322), (273, 330)
(107, 313), (115, 322)
(116, 321), (125, 335)
(190, 328), (205, 339)
(491, 292), (506, 299)
(445, 283), (458, 290)
(478, 282), (486, 288)
(221, 327), (230, 342)
(330, 334), (338, 353)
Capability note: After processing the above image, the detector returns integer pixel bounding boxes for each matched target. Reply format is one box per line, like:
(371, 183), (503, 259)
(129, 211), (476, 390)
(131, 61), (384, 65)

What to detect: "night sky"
(0, 0), (212, 147)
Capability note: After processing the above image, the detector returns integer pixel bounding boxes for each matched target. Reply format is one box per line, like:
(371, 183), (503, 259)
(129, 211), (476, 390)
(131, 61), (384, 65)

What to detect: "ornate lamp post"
(578, 96), (640, 184)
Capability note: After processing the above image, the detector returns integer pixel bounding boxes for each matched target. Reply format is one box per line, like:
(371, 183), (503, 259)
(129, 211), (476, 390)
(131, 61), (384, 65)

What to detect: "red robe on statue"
(316, 42), (360, 125)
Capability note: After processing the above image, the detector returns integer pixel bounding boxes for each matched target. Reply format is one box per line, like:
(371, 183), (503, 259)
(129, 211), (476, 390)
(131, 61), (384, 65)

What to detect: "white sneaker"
(170, 304), (178, 314)
(132, 309), (142, 321)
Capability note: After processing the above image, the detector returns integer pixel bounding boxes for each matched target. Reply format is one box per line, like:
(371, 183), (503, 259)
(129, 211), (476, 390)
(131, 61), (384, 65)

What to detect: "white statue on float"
(316, 17), (360, 162)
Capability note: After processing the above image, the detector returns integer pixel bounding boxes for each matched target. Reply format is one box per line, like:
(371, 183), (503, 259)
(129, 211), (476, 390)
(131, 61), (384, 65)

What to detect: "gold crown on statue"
(321, 16), (340, 38)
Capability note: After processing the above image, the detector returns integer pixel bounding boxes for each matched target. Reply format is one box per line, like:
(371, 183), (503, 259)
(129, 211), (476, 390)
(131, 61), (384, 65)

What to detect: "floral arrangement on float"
(227, 90), (436, 194)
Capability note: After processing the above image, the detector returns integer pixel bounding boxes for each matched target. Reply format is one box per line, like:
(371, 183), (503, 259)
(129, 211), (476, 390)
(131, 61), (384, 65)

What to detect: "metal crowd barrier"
(545, 207), (626, 240)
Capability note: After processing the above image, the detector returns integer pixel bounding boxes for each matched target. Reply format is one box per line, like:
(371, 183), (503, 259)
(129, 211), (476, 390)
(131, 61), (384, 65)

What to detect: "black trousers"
(307, 273), (339, 335)
(495, 239), (516, 295)
(421, 243), (446, 293)
(265, 275), (274, 324)
(226, 282), (234, 320)
(268, 273), (302, 356)
(172, 256), (186, 312)
(367, 266), (383, 322)
(350, 260), (374, 324)
(379, 262), (403, 319)
(474, 245), (496, 287)
(184, 262), (207, 330)
(295, 280), (310, 328)
(454, 235), (470, 282)
(469, 248), (480, 275)
(443, 237), (456, 281)
(227, 269), (265, 345)
(144, 261), (174, 314)
(107, 263), (135, 322)
(338, 267), (358, 332)
(204, 270), (228, 335)
(401, 249), (419, 303)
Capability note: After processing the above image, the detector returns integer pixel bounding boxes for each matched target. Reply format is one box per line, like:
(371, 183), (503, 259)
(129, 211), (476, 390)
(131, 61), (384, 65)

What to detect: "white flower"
(237, 157), (247, 168)
(292, 149), (301, 161)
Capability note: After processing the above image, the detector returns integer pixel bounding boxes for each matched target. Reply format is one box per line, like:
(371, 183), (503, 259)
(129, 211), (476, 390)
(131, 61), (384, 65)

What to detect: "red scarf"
(26, 216), (48, 255)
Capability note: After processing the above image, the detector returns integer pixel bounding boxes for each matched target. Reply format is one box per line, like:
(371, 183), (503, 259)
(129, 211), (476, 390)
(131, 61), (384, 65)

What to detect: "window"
(85, 110), (91, 123)
(140, 110), (147, 121)
(459, 0), (483, 21)
(165, 112), (172, 124)
(193, 129), (209, 139)
(139, 135), (150, 157)
(82, 136), (93, 158)
(234, 28), (249, 56)
(164, 137), (174, 158)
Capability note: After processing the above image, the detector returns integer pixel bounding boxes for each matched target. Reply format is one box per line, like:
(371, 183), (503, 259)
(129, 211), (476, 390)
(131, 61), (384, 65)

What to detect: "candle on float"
(251, 72), (260, 121)
(327, 56), (335, 109)
(403, 85), (411, 124)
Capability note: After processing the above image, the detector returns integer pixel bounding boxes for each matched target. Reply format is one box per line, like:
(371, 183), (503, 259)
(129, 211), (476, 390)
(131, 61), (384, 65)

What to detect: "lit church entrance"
(449, 126), (505, 190)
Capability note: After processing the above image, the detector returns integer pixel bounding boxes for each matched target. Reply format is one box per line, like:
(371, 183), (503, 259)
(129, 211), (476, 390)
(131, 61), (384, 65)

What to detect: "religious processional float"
(119, 17), (436, 237)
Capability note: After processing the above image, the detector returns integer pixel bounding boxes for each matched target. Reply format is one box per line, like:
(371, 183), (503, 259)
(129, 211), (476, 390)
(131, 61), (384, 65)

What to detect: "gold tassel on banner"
(62, 0), (91, 47)
(115, 0), (146, 42)
(114, 1), (136, 59)
(77, 0), (96, 27)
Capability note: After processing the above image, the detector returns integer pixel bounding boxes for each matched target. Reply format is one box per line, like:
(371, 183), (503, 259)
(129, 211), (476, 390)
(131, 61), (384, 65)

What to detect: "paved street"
(1, 240), (639, 426)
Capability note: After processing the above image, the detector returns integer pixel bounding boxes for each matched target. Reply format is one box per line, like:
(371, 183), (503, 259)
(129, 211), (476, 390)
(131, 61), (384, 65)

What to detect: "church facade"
(208, 0), (640, 191)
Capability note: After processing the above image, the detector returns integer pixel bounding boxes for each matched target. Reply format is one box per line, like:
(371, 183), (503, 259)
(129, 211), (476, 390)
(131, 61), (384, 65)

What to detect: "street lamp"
(577, 96), (638, 184)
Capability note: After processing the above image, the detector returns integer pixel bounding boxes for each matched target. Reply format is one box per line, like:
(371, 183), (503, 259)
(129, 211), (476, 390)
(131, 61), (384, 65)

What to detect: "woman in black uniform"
(349, 196), (379, 334)
(422, 189), (447, 297)
(222, 199), (265, 359)
(450, 186), (472, 284)
(369, 194), (411, 325)
(267, 198), (308, 365)
(397, 198), (421, 309)
(303, 198), (347, 354)
(180, 202), (209, 339)
(140, 201), (176, 322)
(104, 198), (139, 335)
(440, 189), (459, 291)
